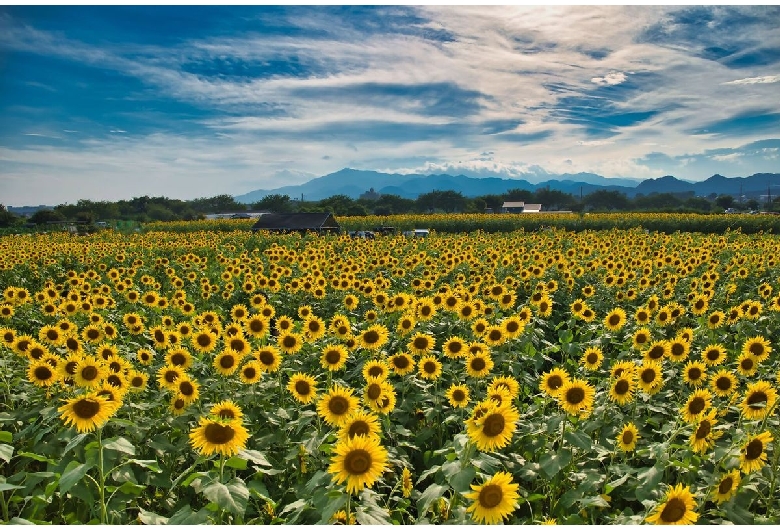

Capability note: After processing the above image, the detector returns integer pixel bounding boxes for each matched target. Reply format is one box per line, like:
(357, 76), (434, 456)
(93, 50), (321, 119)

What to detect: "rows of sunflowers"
(0, 222), (778, 524)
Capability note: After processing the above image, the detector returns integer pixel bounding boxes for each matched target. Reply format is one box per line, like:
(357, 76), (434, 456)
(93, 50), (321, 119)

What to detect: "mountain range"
(234, 169), (780, 203)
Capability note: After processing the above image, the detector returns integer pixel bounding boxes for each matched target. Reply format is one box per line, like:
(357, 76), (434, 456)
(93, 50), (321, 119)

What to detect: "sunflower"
(682, 361), (707, 387)
(388, 352), (415, 376)
(632, 328), (652, 350)
(558, 378), (596, 417)
(358, 324), (389, 351)
(603, 308), (627, 331)
(408, 332), (436, 356)
(740, 380), (778, 421)
(128, 370), (149, 392)
(466, 352), (494, 379)
(137, 348), (154, 366)
(644, 340), (668, 363)
(73, 357), (108, 389)
(736, 352), (758, 377)
(303, 316), (327, 342)
(710, 369), (738, 397)
(742, 336), (772, 363)
(370, 387), (397, 415)
(328, 433), (388, 494)
(580, 347), (604, 371)
(360, 359), (388, 382)
(417, 355), (443, 381)
(191, 329), (218, 354)
(277, 331), (303, 355)
(190, 416), (250, 457)
(166, 348), (193, 370)
(320, 344), (349, 371)
(466, 401), (519, 451)
(27, 359), (59, 387)
(610, 360), (637, 379)
(616, 422), (639, 452)
(501, 316), (525, 339)
(681, 389), (713, 423)
(701, 344), (726, 366)
(539, 367), (570, 397)
(95, 381), (127, 405)
(213, 349), (242, 377)
(58, 392), (120, 433)
(638, 361), (664, 395)
(464, 471), (520, 524)
(446, 384), (470, 408)
(339, 410), (381, 440)
(442, 336), (468, 359)
(646, 483), (698, 525)
(318, 385), (360, 426)
(483, 325), (507, 347)
(712, 470), (740, 504)
(609, 375), (636, 406)
(487, 375), (520, 399)
(706, 310), (726, 330)
(740, 431), (773, 474)
(401, 467), (413, 498)
(156, 364), (184, 391)
(239, 360), (263, 384)
(210, 400), (244, 423)
(667, 339), (690, 363)
(689, 408), (721, 454)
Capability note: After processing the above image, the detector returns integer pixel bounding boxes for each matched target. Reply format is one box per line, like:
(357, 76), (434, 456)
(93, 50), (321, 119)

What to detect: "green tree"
(584, 190), (630, 211)
(416, 190), (467, 213)
(29, 209), (65, 225)
(0, 205), (18, 228)
(370, 194), (415, 215)
(252, 194), (294, 213)
(715, 195), (735, 210)
(504, 188), (533, 202)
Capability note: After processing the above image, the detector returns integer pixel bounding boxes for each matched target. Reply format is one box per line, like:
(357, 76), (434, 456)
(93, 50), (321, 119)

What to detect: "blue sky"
(1, 5), (779, 205)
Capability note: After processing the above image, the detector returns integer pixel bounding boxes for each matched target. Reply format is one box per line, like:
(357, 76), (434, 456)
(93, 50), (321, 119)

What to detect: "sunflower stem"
(96, 427), (108, 524)
(0, 491), (9, 523)
(345, 492), (352, 525)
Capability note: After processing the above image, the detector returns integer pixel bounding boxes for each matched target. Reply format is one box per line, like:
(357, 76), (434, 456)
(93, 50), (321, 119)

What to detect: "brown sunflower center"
(348, 421), (370, 438)
(547, 375), (563, 390)
(660, 498), (687, 523)
(423, 361), (437, 374)
(295, 380), (311, 396)
(478, 484), (503, 509)
(706, 349), (720, 361)
(566, 386), (585, 405)
(716, 377), (732, 391)
(81, 365), (99, 381)
(165, 370), (179, 383)
(171, 353), (186, 365)
(718, 477), (734, 494)
(648, 346), (665, 359)
(368, 366), (383, 377)
(197, 334), (212, 347)
(282, 336), (297, 348)
(107, 374), (122, 387)
(505, 321), (520, 333)
(741, 358), (754, 371)
(367, 383), (382, 400)
(34, 366), (53, 380)
(671, 343), (685, 357)
(641, 369), (657, 384)
(259, 351), (275, 365)
(220, 355), (235, 369)
(243, 367), (257, 379)
(608, 314), (621, 326)
(393, 356), (410, 369)
(344, 448), (371, 475)
(688, 397), (706, 415)
(180, 381), (194, 396)
(325, 350), (342, 365)
(204, 422), (235, 445)
(688, 368), (702, 380)
(452, 389), (465, 402)
(131, 376), (144, 387)
(745, 438), (764, 460)
(249, 319), (265, 333)
(749, 343), (765, 356)
(413, 337), (429, 350)
(488, 330), (502, 342)
(695, 420), (711, 440)
(328, 396), (349, 415)
(482, 413), (506, 437)
(747, 391), (768, 409)
(622, 430), (634, 445)
(65, 361), (78, 375)
(586, 353), (599, 364)
(471, 357), (486, 371)
(363, 331), (380, 344)
(73, 398), (100, 419)
(615, 379), (629, 395)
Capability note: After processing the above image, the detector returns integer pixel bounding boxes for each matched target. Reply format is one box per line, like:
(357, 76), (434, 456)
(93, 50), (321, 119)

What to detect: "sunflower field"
(0, 223), (779, 524)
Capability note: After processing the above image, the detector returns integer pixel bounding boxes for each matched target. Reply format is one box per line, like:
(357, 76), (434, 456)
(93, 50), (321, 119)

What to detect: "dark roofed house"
(251, 212), (340, 234)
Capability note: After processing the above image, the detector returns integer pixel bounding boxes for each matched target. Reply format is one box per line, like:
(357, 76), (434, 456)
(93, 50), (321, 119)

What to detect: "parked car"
(402, 229), (430, 238)
(724, 208), (738, 214)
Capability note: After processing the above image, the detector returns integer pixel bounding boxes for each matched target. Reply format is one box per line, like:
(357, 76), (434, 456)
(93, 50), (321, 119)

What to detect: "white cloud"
(723, 75), (780, 85)
(711, 153), (743, 162)
(591, 72), (627, 85)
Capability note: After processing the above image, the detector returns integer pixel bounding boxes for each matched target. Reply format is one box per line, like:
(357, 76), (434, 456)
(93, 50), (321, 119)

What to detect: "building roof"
(523, 204), (542, 212)
(251, 212), (339, 232)
(502, 201), (525, 208)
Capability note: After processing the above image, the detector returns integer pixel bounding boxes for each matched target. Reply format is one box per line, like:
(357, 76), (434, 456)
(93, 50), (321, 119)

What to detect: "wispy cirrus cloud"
(1, 6), (779, 205)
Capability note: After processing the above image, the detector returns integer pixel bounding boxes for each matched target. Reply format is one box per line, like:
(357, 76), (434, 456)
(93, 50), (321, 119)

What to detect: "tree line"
(2, 188), (778, 229)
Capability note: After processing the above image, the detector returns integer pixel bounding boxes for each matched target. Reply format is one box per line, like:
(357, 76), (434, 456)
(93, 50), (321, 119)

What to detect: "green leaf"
(103, 436), (136, 455)
(539, 449), (572, 479)
(0, 443), (13, 463)
(127, 459), (162, 472)
(0, 483), (23, 492)
(118, 482), (146, 495)
(9, 518), (34, 525)
(635, 464), (664, 499)
(224, 456), (248, 470)
(62, 433), (88, 456)
(723, 496), (755, 524)
(279, 499), (308, 516)
(59, 461), (91, 494)
(168, 504), (212, 525)
(316, 492), (347, 524)
(17, 451), (56, 464)
(564, 430), (592, 450)
(449, 467), (477, 494)
(137, 508), (169, 525)
(238, 448), (272, 467)
(0, 431), (12, 443)
(417, 483), (448, 515)
(202, 478), (248, 516)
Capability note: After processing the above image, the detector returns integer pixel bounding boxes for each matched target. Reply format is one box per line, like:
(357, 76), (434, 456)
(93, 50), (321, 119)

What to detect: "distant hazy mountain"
(233, 169), (780, 203)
